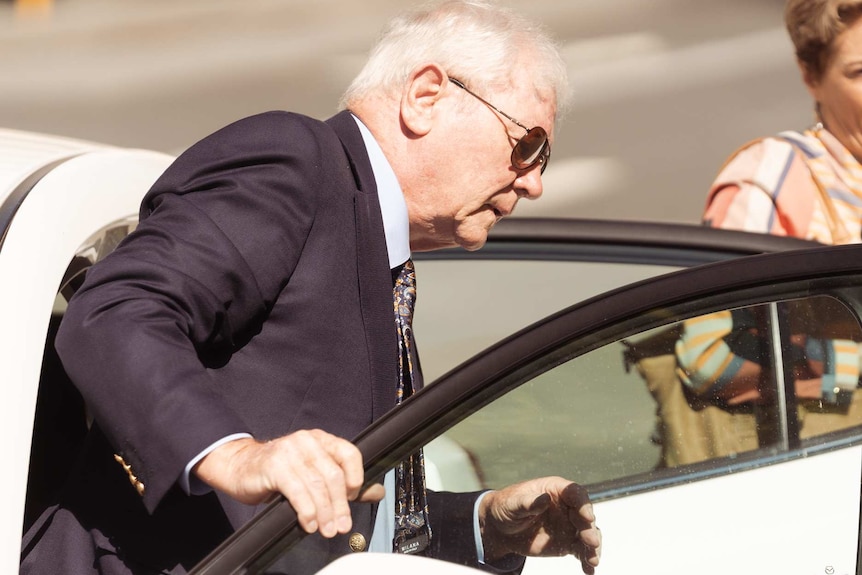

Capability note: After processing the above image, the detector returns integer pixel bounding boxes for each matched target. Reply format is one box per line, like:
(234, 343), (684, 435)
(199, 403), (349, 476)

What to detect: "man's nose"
(515, 164), (544, 199)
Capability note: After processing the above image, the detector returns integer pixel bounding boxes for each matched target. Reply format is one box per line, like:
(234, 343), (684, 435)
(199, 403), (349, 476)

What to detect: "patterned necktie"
(392, 259), (431, 555)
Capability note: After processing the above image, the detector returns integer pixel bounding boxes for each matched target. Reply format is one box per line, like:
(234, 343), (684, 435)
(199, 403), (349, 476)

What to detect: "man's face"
(407, 72), (557, 252)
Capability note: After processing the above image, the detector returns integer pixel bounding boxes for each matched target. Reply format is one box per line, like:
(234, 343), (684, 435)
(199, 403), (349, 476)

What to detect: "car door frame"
(189, 220), (838, 575)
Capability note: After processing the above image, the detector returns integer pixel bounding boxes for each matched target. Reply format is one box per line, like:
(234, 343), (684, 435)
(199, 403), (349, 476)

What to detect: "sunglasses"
(449, 77), (550, 174)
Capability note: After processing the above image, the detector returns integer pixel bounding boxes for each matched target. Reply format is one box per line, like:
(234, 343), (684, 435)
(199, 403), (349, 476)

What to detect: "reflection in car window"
(675, 296), (862, 445)
(641, 311), (780, 467)
(426, 296), (862, 493)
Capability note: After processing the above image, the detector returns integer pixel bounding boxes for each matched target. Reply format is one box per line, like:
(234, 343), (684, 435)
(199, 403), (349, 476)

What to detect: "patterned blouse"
(703, 126), (862, 244)
(675, 126), (862, 405)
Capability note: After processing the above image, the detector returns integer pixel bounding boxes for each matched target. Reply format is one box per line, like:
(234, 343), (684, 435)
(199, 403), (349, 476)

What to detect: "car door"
(190, 240), (862, 575)
(16, 211), (812, 575)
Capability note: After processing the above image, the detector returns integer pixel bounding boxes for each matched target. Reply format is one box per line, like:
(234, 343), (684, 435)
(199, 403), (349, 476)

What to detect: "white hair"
(339, 0), (570, 116)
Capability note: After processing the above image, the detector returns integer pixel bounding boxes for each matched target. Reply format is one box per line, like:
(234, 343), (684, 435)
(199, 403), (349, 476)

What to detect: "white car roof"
(0, 128), (108, 201)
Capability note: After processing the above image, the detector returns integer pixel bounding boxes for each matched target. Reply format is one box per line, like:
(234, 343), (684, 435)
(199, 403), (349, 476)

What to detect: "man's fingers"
(574, 522), (602, 574)
(357, 482), (386, 503)
(496, 484), (552, 521)
(567, 504), (597, 534)
(284, 430), (367, 537)
(295, 460), (343, 537)
(560, 482), (592, 514)
(278, 467), (321, 534)
(577, 529), (601, 575)
(309, 431), (366, 535)
(526, 491), (551, 514)
(574, 522), (601, 548)
(319, 431), (366, 500)
(196, 430), (367, 539)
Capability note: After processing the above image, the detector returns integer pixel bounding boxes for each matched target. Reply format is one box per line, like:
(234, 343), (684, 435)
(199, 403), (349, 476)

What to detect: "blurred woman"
(675, 0), (862, 443)
(705, 0), (862, 243)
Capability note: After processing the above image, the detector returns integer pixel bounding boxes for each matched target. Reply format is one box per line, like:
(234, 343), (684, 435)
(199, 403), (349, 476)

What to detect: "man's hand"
(194, 430), (384, 538)
(479, 476), (601, 574)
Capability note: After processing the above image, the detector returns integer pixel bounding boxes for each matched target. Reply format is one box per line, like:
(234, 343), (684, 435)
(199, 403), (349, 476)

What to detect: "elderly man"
(21, 1), (601, 574)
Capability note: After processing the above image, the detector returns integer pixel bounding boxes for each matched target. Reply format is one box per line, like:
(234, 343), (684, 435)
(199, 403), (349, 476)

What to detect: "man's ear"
(401, 64), (447, 137)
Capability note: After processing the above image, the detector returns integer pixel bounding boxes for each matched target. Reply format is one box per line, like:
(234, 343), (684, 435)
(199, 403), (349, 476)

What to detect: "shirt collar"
(352, 114), (410, 269)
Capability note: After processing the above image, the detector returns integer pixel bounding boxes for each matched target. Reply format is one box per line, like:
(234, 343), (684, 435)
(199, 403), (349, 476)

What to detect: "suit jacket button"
(348, 533), (366, 552)
(114, 454), (146, 497)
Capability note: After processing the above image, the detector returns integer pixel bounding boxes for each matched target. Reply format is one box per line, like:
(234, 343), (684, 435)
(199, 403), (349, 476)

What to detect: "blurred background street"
(0, 0), (804, 223)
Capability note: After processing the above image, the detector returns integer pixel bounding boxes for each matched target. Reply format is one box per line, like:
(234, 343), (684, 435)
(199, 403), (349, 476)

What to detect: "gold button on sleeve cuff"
(114, 454), (146, 497)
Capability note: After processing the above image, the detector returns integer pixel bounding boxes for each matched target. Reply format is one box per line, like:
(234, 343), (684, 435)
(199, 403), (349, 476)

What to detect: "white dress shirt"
(353, 116), (492, 564)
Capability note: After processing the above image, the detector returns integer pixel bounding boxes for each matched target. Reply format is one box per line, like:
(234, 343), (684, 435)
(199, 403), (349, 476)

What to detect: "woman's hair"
(339, 0), (570, 116)
(785, 0), (862, 80)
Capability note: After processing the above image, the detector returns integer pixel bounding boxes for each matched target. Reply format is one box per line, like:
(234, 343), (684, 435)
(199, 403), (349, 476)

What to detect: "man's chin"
(457, 233), (488, 252)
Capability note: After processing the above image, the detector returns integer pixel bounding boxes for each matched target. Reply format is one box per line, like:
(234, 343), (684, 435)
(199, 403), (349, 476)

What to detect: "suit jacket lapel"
(326, 111), (397, 421)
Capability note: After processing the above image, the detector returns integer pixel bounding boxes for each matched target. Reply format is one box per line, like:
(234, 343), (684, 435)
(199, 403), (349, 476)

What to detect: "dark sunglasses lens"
(512, 127), (548, 170)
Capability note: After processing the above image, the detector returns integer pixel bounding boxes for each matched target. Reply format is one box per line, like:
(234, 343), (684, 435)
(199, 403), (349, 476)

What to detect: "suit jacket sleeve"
(54, 111), (341, 513)
(428, 491), (525, 574)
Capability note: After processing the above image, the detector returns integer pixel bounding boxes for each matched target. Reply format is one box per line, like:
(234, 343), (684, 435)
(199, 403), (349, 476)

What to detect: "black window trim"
(417, 217), (821, 266)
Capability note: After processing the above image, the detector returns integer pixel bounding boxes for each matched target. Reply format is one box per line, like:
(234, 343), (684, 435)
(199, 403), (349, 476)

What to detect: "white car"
(1, 128), (173, 574)
(4, 128), (856, 575)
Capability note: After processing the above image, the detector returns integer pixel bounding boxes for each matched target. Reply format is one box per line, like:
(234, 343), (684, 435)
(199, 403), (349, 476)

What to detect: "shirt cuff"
(474, 490), (490, 563)
(180, 433), (253, 495)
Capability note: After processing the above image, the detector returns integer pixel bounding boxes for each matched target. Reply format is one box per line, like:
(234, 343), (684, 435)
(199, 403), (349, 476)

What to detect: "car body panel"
(0, 130), (173, 574)
(315, 551), (487, 574)
(0, 128), (101, 203)
(588, 445), (861, 575)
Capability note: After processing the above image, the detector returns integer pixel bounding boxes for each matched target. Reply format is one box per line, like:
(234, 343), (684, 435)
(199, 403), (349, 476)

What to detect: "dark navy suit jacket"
(21, 111), (487, 575)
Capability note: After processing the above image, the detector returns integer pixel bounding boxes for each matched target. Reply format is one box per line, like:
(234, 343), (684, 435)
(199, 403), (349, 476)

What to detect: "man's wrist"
(475, 490), (523, 570)
(185, 433), (254, 495)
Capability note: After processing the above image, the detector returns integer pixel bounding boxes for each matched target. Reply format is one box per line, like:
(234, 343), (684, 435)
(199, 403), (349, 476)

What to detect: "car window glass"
(428, 295), (862, 492)
(429, 317), (757, 490)
(784, 295), (862, 439)
(413, 259), (680, 381)
(428, 334), (664, 489)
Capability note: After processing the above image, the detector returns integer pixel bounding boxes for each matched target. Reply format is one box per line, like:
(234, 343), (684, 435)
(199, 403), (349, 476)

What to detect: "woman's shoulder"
(712, 134), (802, 190)
(705, 130), (822, 237)
(774, 130), (826, 158)
(721, 133), (802, 168)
